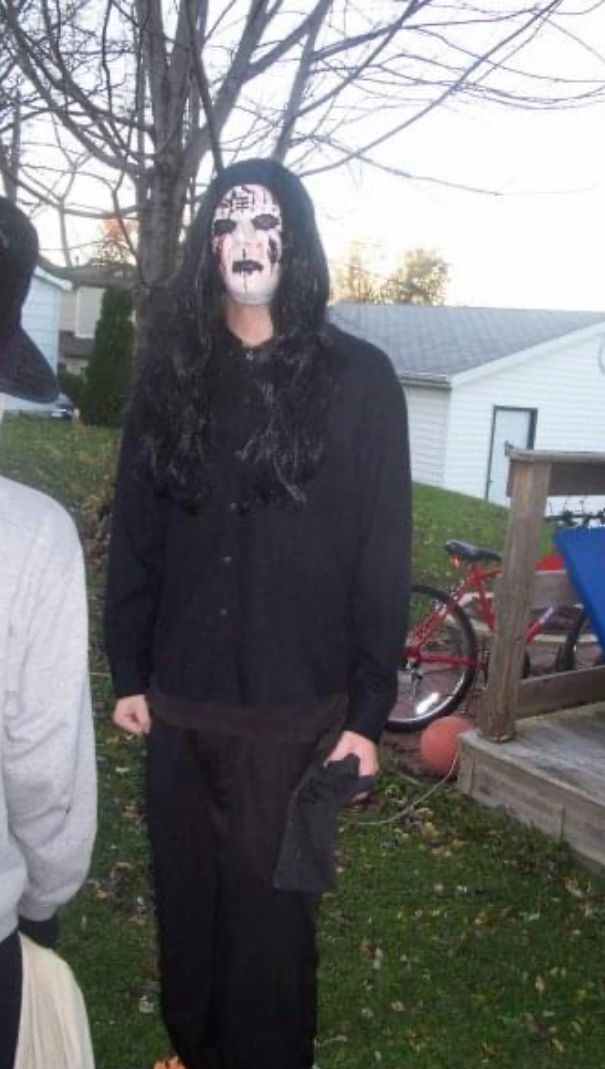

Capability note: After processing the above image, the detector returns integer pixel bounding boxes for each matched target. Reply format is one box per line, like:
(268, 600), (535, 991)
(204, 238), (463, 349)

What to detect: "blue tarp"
(554, 526), (605, 651)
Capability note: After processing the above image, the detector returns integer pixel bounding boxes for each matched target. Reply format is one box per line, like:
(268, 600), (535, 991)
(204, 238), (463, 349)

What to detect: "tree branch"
(38, 253), (135, 288)
(301, 0), (564, 178)
(3, 0), (137, 174)
(244, 0), (335, 81)
(135, 0), (170, 138)
(179, 0), (274, 188)
(272, 0), (330, 161)
(185, 0), (223, 172)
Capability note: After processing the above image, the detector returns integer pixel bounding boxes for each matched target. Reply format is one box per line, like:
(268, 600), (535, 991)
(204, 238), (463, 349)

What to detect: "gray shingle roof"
(329, 304), (605, 383)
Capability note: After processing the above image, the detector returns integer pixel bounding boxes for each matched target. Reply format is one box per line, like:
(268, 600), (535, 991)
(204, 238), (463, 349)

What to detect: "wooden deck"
(458, 703), (605, 871)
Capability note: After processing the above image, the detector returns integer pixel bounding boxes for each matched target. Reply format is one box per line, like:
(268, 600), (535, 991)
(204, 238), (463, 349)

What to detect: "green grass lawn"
(1, 416), (603, 1069)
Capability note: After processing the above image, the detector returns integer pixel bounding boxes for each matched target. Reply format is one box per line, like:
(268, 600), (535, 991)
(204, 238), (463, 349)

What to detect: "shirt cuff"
(110, 654), (150, 699)
(18, 915), (59, 950)
(346, 676), (397, 742)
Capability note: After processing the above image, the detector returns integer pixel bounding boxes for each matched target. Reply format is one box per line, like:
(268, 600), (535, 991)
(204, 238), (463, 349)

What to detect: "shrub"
(81, 288), (134, 426)
(57, 368), (87, 412)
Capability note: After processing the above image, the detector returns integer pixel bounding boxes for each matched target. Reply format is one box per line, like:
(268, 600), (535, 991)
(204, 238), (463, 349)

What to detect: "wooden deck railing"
(477, 450), (605, 741)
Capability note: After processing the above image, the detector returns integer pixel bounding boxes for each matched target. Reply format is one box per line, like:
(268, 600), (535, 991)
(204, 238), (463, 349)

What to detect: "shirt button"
(219, 607), (228, 618)
(223, 555), (233, 565)
(229, 501), (238, 512)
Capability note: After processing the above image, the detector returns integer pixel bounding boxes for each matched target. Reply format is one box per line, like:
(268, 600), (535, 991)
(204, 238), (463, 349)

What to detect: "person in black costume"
(104, 159), (411, 1069)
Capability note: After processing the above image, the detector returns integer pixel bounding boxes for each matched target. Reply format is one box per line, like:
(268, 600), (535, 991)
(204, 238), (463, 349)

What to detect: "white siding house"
(331, 304), (605, 509)
(405, 384), (449, 487)
(60, 286), (103, 339)
(58, 286), (103, 377)
(443, 325), (605, 505)
(6, 269), (70, 411)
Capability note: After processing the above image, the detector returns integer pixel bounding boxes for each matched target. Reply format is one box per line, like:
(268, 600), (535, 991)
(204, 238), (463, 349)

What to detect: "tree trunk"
(132, 166), (187, 375)
(1, 97), (21, 202)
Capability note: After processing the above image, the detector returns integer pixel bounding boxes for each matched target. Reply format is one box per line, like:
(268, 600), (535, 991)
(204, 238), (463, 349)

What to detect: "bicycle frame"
(407, 559), (498, 669)
(407, 554), (555, 669)
(392, 516), (603, 732)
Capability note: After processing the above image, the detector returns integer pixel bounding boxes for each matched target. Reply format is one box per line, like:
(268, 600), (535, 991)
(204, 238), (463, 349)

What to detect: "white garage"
(331, 304), (605, 507)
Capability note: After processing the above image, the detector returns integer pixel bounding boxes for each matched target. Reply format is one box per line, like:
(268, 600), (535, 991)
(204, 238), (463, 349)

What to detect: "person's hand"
(112, 694), (151, 736)
(326, 729), (378, 800)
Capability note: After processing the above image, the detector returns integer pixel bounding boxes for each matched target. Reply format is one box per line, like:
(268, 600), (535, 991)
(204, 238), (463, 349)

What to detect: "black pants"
(0, 930), (22, 1069)
(146, 710), (342, 1069)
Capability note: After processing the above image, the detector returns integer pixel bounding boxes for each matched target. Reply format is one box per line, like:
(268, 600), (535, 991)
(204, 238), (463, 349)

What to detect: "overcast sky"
(306, 4), (605, 311)
(32, 2), (605, 313)
(308, 97), (605, 311)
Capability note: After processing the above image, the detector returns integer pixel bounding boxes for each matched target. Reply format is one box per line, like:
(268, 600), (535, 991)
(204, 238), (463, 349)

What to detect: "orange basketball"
(420, 714), (472, 778)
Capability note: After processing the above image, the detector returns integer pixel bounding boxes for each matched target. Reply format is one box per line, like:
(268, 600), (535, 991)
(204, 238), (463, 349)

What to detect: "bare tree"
(0, 0), (603, 367)
(333, 241), (383, 304)
(383, 248), (449, 305)
(333, 243), (449, 304)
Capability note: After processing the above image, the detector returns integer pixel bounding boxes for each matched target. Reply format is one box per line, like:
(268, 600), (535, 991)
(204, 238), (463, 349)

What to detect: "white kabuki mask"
(211, 184), (283, 307)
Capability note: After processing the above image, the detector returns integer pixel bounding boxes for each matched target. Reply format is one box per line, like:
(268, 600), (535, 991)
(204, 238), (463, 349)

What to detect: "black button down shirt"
(104, 325), (411, 741)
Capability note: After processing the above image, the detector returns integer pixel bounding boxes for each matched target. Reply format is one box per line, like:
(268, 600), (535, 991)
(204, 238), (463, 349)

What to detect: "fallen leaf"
(138, 994), (155, 1015)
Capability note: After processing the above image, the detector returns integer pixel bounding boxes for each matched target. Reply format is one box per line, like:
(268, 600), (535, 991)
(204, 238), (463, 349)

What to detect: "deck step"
(458, 703), (605, 871)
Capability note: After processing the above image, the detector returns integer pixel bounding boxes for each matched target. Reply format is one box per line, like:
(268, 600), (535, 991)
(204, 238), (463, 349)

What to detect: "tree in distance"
(383, 248), (449, 306)
(335, 244), (449, 305)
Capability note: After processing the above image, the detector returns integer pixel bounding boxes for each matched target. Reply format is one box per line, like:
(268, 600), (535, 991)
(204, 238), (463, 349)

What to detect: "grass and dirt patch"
(1, 416), (603, 1069)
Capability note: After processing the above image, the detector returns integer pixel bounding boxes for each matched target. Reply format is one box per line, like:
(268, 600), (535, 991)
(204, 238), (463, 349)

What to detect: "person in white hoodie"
(0, 196), (97, 1069)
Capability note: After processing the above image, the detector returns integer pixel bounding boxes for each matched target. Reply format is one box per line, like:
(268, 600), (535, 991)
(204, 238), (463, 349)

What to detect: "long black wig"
(132, 158), (335, 511)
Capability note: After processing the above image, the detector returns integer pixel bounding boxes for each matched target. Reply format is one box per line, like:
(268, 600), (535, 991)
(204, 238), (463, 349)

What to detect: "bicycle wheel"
(557, 609), (603, 671)
(387, 583), (478, 733)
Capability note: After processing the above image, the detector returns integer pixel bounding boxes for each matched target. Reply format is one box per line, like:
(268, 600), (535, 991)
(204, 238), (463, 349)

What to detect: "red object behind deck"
(536, 552), (565, 572)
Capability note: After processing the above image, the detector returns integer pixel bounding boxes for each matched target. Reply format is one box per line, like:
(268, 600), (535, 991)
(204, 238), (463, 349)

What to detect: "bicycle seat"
(445, 540), (502, 564)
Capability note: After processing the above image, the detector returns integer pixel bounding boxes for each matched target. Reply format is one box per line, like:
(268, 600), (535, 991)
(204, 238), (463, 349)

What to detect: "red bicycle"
(387, 525), (595, 733)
